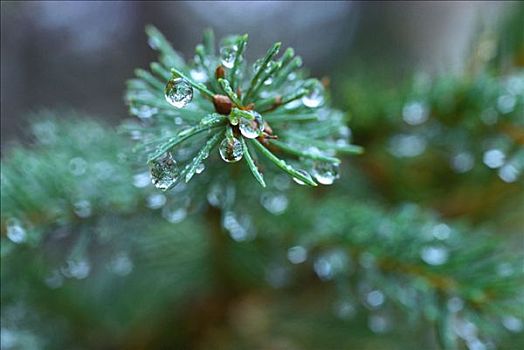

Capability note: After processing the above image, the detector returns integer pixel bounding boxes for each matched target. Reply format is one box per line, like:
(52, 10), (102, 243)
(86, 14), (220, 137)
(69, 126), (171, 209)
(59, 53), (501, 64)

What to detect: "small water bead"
(223, 211), (253, 242)
(6, 219), (26, 244)
(497, 94), (517, 114)
(451, 152), (475, 173)
(190, 67), (208, 83)
(498, 163), (520, 183)
(368, 314), (391, 334)
(502, 316), (524, 333)
(483, 149), (505, 169)
(239, 111), (264, 139)
(312, 162), (339, 185)
(147, 193), (167, 209)
(165, 78), (193, 108)
(110, 253), (134, 276)
(292, 169), (313, 185)
(420, 246), (449, 266)
(149, 153), (180, 190)
(195, 163), (205, 174)
(302, 80), (325, 108)
(73, 200), (92, 218)
(61, 259), (91, 279)
(402, 100), (429, 125)
(366, 290), (385, 309)
(220, 45), (238, 69)
(287, 246), (308, 264)
(69, 157), (87, 176)
(219, 137), (243, 163)
(130, 105), (158, 120)
(133, 171), (151, 188)
(388, 134), (427, 158)
(260, 192), (288, 215)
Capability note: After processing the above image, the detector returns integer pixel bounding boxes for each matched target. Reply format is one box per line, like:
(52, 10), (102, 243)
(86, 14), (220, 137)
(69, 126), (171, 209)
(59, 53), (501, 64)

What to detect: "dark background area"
(0, 1), (511, 148)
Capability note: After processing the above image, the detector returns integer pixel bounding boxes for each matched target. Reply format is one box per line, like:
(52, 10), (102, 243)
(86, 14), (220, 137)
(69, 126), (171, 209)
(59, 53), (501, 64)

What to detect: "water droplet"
(333, 300), (356, 320)
(497, 94), (516, 114)
(365, 290), (385, 309)
(165, 78), (193, 108)
(499, 163), (520, 183)
(447, 297), (464, 312)
(312, 162), (339, 185)
(420, 246), (449, 266)
(388, 134), (427, 158)
(73, 200), (92, 218)
(497, 262), (514, 277)
(147, 193), (167, 209)
(163, 207), (187, 223)
(502, 316), (523, 333)
(451, 152), (475, 173)
(314, 249), (349, 280)
(44, 269), (64, 289)
(219, 137), (243, 163)
(480, 108), (498, 125)
(239, 111), (264, 139)
(109, 253), (134, 276)
(302, 80), (325, 108)
(190, 67), (208, 83)
(402, 101), (429, 125)
(61, 259), (90, 279)
(223, 211), (253, 241)
(260, 192), (288, 215)
(264, 77), (273, 86)
(432, 223), (451, 240)
(287, 245), (308, 264)
(6, 219), (26, 244)
(195, 163), (205, 174)
(292, 169), (313, 185)
(368, 314), (391, 333)
(483, 149), (505, 169)
(149, 153), (180, 190)
(69, 157), (87, 176)
(130, 105), (158, 120)
(220, 45), (237, 69)
(133, 171), (151, 188)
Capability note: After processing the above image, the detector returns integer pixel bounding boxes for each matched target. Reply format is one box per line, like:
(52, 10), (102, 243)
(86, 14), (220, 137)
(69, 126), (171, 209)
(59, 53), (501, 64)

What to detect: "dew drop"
(73, 200), (92, 218)
(498, 163), (520, 183)
(292, 169), (313, 185)
(239, 111), (264, 139)
(109, 253), (134, 276)
(147, 193), (167, 209)
(302, 80), (325, 108)
(402, 101), (429, 125)
(502, 316), (524, 333)
(190, 67), (208, 83)
(130, 105), (158, 120)
(420, 246), (449, 266)
(6, 219), (26, 244)
(165, 78), (193, 108)
(483, 149), (505, 169)
(61, 259), (90, 279)
(196, 163), (205, 174)
(287, 245), (308, 264)
(220, 45), (237, 69)
(149, 153), (180, 191)
(312, 162), (339, 185)
(451, 152), (475, 173)
(260, 192), (288, 215)
(133, 171), (151, 188)
(219, 137), (243, 163)
(366, 290), (385, 309)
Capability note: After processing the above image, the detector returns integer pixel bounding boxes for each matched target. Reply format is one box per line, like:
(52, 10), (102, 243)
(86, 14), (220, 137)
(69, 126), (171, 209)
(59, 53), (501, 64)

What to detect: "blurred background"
(1, 1), (523, 350)
(0, 1), (512, 147)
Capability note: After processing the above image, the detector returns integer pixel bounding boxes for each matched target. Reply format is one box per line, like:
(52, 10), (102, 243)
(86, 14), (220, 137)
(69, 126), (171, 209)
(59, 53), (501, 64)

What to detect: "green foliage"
(2, 13), (524, 350)
(124, 26), (361, 193)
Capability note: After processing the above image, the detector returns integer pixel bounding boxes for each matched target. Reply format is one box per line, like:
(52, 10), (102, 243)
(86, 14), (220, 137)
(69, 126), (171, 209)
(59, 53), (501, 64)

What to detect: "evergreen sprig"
(125, 26), (361, 192)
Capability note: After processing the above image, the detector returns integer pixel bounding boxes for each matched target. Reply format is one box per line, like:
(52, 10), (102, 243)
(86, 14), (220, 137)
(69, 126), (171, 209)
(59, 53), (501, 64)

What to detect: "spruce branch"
(126, 26), (361, 194)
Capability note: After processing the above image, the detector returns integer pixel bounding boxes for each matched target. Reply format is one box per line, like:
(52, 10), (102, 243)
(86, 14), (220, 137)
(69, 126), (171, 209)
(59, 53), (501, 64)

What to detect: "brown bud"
(321, 76), (330, 88)
(215, 65), (225, 79)
(213, 94), (233, 115)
